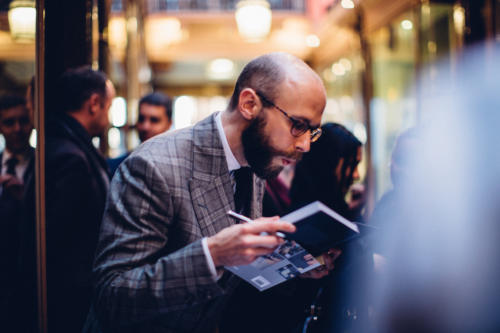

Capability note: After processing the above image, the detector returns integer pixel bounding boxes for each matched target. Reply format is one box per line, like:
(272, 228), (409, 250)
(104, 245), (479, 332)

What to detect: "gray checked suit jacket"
(92, 112), (265, 333)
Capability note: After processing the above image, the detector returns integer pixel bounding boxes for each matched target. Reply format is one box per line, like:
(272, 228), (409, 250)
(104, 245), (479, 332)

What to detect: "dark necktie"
(6, 156), (19, 177)
(233, 167), (253, 216)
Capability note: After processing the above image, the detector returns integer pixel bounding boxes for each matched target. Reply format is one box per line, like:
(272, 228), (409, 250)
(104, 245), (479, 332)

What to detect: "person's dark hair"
(139, 92), (173, 120)
(228, 54), (285, 111)
(0, 95), (26, 115)
(290, 123), (362, 218)
(57, 66), (108, 113)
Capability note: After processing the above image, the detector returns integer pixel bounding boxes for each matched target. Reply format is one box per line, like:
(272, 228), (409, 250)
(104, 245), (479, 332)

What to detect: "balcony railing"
(111, 0), (305, 13)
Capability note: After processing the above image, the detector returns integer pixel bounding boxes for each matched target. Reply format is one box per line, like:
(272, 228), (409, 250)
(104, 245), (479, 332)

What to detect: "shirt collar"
(215, 111), (241, 172)
(2, 148), (29, 166)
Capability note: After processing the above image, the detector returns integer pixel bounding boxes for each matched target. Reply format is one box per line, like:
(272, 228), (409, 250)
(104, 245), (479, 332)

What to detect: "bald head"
(228, 52), (324, 111)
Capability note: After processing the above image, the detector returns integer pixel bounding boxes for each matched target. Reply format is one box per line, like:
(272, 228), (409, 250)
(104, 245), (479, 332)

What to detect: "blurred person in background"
(24, 66), (115, 333)
(369, 127), (419, 259)
(290, 122), (365, 220)
(367, 43), (500, 332)
(289, 122), (372, 333)
(107, 92), (172, 175)
(0, 95), (34, 330)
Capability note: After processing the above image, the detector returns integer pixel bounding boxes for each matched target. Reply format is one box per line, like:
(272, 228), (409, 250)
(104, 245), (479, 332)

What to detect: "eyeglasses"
(255, 91), (322, 142)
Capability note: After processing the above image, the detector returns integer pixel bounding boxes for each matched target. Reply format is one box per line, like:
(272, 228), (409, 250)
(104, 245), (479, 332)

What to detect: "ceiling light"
(339, 58), (352, 71)
(8, 0), (36, 41)
(401, 19), (413, 30)
(453, 5), (465, 35)
(108, 127), (122, 150)
(331, 63), (346, 76)
(174, 96), (197, 130)
(306, 34), (320, 48)
(145, 17), (183, 48)
(341, 0), (355, 9)
(109, 17), (127, 50)
(109, 97), (127, 127)
(235, 0), (272, 42)
(207, 58), (235, 80)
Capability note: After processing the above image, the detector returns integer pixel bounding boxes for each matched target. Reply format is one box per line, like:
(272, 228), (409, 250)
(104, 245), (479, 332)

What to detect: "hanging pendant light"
(235, 0), (272, 42)
(8, 0), (36, 41)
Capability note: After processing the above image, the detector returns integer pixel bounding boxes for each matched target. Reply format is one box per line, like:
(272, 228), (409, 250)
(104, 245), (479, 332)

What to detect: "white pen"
(227, 210), (287, 238)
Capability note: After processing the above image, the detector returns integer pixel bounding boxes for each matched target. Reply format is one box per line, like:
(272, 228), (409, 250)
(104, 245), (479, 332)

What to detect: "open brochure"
(225, 201), (365, 291)
(225, 239), (322, 291)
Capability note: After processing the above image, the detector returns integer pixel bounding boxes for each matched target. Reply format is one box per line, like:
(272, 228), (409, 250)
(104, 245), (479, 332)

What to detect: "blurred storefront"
(102, 0), (500, 207)
(0, 0), (498, 203)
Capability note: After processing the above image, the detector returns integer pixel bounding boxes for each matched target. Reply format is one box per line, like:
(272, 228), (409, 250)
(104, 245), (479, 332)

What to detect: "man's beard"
(241, 113), (302, 180)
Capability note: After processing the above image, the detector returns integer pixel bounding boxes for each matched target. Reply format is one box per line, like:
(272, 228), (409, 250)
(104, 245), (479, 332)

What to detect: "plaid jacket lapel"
(189, 113), (236, 237)
(189, 113), (266, 237)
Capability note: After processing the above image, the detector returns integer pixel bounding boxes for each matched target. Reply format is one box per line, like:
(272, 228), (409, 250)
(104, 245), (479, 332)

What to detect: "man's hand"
(207, 216), (296, 267)
(300, 248), (342, 279)
(0, 174), (23, 200)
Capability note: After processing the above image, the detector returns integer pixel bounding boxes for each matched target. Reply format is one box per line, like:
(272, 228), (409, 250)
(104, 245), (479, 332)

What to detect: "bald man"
(90, 53), (333, 333)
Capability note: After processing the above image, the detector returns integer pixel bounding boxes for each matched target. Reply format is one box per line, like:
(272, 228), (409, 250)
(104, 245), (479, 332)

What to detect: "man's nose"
(13, 120), (21, 132)
(138, 120), (151, 131)
(295, 132), (311, 153)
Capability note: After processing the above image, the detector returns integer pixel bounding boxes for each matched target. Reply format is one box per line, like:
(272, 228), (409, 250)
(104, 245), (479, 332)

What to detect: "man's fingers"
(243, 221), (296, 234)
(253, 216), (280, 223)
(300, 268), (329, 279)
(241, 234), (284, 249)
(250, 246), (280, 257)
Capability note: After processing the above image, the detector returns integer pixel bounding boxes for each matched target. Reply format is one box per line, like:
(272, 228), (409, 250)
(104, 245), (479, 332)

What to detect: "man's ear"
(238, 88), (262, 120)
(87, 93), (101, 115)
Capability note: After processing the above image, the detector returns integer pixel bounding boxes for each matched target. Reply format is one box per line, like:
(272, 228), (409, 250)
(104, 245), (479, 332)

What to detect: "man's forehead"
(277, 82), (325, 126)
(139, 104), (170, 122)
(0, 105), (28, 118)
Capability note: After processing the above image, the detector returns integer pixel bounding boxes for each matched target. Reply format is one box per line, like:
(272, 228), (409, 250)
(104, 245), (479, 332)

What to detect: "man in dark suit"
(107, 92), (173, 175)
(91, 53), (335, 333)
(40, 67), (115, 333)
(0, 95), (34, 329)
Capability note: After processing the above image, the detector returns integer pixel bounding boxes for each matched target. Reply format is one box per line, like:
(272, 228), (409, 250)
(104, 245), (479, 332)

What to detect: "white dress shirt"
(1, 148), (31, 180)
(201, 111), (242, 279)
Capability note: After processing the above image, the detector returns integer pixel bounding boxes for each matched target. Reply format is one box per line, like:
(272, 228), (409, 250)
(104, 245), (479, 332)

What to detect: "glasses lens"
(291, 121), (309, 137)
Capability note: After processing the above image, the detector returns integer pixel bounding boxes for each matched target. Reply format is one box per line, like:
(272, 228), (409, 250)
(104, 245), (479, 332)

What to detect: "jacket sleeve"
(92, 152), (225, 328)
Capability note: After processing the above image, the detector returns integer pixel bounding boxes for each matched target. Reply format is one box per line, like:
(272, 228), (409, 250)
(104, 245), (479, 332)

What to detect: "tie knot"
(6, 156), (19, 176)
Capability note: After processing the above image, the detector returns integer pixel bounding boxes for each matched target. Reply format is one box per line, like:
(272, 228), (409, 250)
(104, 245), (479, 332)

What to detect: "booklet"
(225, 239), (322, 291)
(225, 201), (364, 291)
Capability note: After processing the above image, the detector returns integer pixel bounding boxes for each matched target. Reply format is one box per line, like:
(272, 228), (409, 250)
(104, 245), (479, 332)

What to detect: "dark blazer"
(91, 113), (265, 333)
(42, 114), (110, 333)
(0, 149), (34, 331)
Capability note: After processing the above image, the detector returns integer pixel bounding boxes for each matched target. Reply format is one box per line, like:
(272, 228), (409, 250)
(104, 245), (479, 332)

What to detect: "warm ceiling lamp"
(235, 0), (272, 42)
(8, 0), (36, 41)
